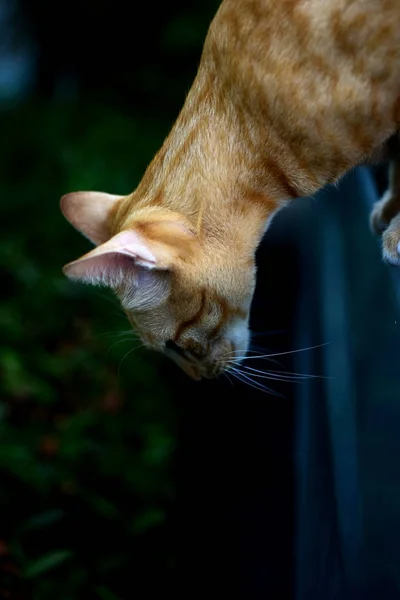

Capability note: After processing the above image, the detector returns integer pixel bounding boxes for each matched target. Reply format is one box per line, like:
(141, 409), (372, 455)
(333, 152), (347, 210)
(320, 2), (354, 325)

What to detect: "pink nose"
(188, 369), (202, 381)
(178, 360), (202, 381)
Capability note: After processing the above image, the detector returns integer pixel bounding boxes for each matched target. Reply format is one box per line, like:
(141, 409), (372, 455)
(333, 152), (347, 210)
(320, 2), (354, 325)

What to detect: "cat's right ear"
(60, 192), (124, 245)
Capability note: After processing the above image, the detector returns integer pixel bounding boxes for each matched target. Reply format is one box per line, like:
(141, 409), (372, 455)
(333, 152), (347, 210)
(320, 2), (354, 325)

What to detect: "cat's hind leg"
(370, 153), (400, 265)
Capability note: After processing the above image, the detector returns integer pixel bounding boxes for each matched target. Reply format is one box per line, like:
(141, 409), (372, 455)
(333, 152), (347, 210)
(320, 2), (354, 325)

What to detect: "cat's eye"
(165, 340), (186, 357)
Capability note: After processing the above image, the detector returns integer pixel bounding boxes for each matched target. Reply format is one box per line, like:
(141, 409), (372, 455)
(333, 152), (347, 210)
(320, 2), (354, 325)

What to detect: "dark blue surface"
(294, 167), (400, 600)
(178, 167), (400, 599)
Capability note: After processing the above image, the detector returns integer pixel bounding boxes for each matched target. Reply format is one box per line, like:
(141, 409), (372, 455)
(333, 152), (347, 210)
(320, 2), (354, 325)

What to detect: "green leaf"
(22, 509), (65, 532)
(84, 493), (120, 519)
(25, 550), (73, 578)
(132, 508), (165, 533)
(95, 586), (123, 600)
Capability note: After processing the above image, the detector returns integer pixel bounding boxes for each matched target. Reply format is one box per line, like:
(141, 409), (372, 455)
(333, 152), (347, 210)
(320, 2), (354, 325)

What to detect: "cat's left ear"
(62, 221), (196, 307)
(63, 230), (160, 284)
(60, 191), (124, 245)
(62, 229), (170, 309)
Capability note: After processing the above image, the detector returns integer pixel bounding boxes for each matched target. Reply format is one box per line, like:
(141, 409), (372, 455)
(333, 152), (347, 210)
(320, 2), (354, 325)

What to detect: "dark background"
(1, 1), (400, 598)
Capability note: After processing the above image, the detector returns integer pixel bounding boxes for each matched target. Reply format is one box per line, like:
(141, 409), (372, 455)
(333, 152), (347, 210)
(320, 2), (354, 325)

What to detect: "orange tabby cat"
(61, 0), (400, 380)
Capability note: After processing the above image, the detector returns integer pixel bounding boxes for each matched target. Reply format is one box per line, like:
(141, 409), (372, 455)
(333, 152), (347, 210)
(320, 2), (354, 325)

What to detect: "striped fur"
(61, 0), (400, 379)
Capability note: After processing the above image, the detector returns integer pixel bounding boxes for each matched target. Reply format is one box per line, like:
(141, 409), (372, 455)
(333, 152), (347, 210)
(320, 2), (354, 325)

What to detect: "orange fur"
(61, 0), (400, 379)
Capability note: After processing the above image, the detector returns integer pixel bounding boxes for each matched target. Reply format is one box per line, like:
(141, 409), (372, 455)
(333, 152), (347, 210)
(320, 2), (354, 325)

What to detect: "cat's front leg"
(370, 156), (400, 236)
(381, 214), (400, 266)
(370, 153), (400, 265)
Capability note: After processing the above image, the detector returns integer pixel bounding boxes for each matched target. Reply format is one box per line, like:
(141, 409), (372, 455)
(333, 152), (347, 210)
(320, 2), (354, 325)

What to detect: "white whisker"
(242, 365), (328, 381)
(222, 371), (235, 388)
(241, 367), (306, 384)
(227, 341), (332, 362)
(117, 346), (140, 379)
(98, 329), (138, 339)
(105, 338), (144, 358)
(226, 355), (284, 370)
(229, 366), (283, 396)
(224, 349), (284, 369)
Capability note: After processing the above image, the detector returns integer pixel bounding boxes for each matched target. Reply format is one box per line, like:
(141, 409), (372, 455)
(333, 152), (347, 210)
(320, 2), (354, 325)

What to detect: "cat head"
(60, 192), (255, 380)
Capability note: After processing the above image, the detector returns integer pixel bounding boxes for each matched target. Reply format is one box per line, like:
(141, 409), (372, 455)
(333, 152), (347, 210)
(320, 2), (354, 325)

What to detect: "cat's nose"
(202, 362), (225, 379)
(179, 361), (201, 381)
(187, 368), (202, 381)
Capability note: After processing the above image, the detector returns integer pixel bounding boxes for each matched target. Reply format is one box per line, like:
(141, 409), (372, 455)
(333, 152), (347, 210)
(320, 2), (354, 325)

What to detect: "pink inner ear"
(62, 230), (158, 285)
(64, 252), (138, 286)
(96, 231), (157, 264)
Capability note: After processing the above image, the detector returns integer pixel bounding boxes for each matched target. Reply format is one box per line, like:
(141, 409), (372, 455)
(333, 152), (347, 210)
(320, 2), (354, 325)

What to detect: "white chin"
(228, 321), (250, 359)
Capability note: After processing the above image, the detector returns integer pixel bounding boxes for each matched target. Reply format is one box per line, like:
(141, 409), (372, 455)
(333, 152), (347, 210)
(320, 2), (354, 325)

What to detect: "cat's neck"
(116, 53), (322, 254)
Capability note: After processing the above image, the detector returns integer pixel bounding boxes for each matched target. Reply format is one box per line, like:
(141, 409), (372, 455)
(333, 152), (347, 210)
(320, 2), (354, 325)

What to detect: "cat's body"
(61, 0), (400, 380)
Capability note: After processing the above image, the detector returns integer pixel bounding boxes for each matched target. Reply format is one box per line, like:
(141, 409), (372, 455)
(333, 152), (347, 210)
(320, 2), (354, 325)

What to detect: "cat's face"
(61, 192), (254, 379)
(122, 276), (252, 380)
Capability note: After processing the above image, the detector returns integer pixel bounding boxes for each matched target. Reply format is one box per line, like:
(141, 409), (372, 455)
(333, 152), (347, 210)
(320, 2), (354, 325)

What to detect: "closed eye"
(165, 340), (186, 357)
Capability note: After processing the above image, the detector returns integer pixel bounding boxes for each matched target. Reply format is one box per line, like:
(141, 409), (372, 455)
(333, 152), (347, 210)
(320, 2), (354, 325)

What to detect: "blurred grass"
(0, 99), (179, 598)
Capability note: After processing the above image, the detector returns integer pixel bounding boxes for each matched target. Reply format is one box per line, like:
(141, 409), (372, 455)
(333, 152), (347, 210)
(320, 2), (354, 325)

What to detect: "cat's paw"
(382, 214), (400, 266)
(370, 190), (400, 235)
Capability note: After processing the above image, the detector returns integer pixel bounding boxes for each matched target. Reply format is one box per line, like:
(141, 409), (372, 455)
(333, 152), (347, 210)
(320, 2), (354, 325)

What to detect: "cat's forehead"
(173, 289), (226, 340)
(132, 284), (248, 344)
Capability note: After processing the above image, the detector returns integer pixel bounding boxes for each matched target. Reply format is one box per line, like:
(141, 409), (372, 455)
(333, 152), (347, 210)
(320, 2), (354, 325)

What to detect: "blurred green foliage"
(0, 100), (181, 598)
(0, 0), (223, 595)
